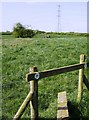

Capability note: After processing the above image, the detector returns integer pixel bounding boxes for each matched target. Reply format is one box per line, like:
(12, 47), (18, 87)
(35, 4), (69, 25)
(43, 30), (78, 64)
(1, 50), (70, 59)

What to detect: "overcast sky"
(1, 1), (88, 33)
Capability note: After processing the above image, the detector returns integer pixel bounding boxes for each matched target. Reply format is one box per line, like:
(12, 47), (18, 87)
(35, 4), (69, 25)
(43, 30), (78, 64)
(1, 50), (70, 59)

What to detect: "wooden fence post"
(29, 66), (38, 120)
(77, 54), (85, 103)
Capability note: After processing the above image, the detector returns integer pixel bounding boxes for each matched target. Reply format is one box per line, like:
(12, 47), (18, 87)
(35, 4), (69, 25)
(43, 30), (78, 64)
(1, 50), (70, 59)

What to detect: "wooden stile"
(57, 91), (69, 120)
(13, 54), (89, 119)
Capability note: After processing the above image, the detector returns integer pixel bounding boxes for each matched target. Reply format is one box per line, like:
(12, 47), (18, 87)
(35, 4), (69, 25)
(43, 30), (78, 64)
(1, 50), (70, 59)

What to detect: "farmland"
(2, 34), (89, 119)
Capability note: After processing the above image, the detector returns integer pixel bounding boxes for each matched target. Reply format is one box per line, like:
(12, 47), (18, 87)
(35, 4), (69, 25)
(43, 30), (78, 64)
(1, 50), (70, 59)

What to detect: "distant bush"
(13, 22), (35, 38)
(35, 30), (45, 34)
(47, 32), (89, 37)
(2, 31), (12, 35)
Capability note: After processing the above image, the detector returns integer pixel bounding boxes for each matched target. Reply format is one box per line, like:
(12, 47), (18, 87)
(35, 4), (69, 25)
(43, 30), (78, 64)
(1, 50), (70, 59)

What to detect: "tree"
(13, 22), (35, 38)
(13, 23), (25, 38)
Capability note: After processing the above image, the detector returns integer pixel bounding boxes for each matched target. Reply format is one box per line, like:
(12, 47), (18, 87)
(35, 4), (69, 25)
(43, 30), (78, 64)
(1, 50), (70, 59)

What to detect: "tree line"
(1, 22), (89, 38)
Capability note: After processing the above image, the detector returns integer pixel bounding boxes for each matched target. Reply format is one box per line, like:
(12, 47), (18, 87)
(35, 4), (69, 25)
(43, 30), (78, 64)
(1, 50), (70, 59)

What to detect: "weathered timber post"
(29, 66), (38, 120)
(13, 91), (33, 120)
(77, 54), (85, 102)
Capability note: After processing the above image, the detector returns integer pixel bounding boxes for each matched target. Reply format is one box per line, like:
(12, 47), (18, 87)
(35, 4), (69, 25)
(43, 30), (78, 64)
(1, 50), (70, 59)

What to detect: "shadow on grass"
(1, 101), (89, 120)
(38, 118), (56, 120)
(68, 101), (89, 120)
(1, 116), (89, 120)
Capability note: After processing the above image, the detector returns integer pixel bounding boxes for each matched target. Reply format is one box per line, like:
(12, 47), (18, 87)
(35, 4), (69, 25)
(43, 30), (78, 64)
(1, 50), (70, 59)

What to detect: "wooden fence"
(13, 54), (89, 120)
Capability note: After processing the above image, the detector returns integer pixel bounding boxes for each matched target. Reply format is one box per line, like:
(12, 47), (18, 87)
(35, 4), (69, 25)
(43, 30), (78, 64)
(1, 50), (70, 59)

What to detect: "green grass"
(2, 35), (89, 119)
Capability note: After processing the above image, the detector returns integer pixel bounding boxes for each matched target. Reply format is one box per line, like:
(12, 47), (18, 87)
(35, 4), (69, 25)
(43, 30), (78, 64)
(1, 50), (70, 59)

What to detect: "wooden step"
(57, 91), (69, 120)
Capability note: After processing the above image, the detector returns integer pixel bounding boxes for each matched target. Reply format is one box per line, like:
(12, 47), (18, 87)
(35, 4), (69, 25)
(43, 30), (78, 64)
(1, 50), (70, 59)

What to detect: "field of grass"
(2, 35), (89, 119)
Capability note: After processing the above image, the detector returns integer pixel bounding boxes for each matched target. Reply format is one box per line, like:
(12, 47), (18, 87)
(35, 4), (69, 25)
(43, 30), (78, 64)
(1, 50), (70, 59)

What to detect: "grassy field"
(2, 35), (89, 120)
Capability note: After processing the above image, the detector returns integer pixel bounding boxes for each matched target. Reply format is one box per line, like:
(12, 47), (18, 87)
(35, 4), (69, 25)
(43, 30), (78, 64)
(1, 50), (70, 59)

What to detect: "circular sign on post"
(84, 63), (87, 69)
(34, 73), (40, 80)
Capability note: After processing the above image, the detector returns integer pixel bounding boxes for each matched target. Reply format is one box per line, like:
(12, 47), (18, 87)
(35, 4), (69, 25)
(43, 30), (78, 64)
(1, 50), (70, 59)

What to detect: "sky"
(1, 0), (88, 33)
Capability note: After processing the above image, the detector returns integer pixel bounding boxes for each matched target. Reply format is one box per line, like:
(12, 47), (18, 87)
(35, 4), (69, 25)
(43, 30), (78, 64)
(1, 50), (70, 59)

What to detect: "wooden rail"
(27, 62), (89, 82)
